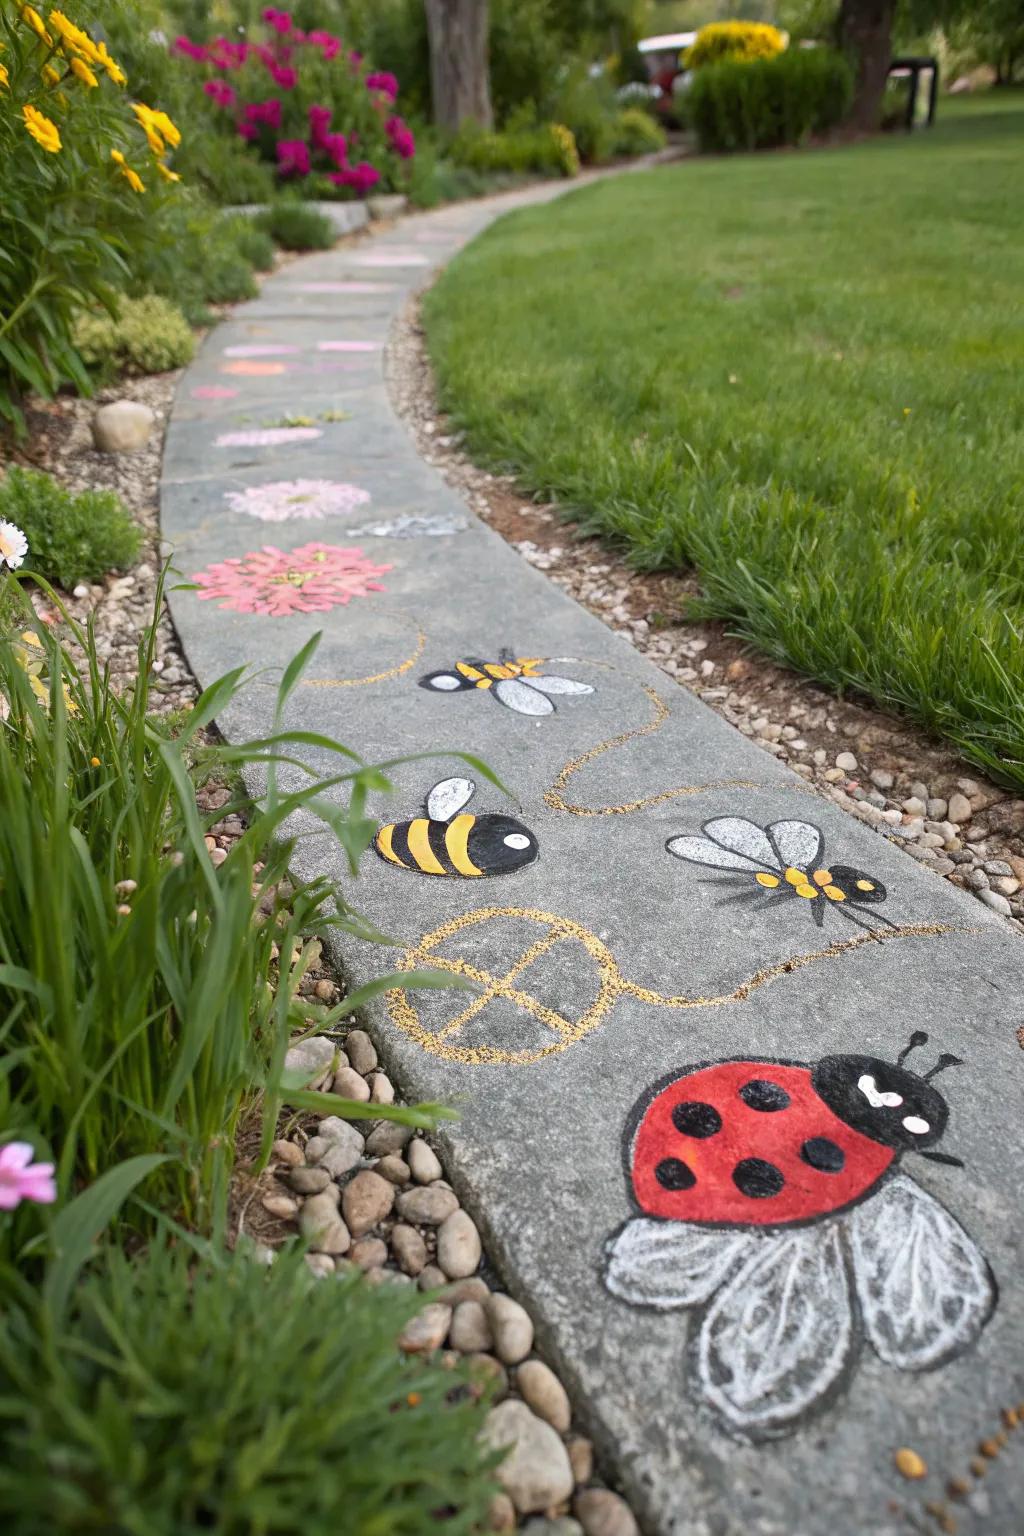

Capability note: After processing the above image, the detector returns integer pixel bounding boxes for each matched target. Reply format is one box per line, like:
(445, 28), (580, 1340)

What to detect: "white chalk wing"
(768, 820), (824, 872)
(426, 777), (475, 822)
(847, 1172), (995, 1371)
(667, 815), (779, 873)
(492, 677), (555, 716)
(524, 675), (595, 696)
(698, 1226), (855, 1438)
(605, 1218), (753, 1310)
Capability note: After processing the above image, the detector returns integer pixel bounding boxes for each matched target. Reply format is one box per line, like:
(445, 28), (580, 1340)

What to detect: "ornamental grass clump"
(172, 9), (416, 200)
(0, 4), (186, 433)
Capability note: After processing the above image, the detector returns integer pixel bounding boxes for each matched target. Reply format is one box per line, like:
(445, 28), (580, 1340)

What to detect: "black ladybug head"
(811, 1031), (963, 1159)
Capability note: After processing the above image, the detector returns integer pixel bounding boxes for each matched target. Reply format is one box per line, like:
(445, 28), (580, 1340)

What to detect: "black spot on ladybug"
(739, 1079), (791, 1113)
(801, 1137), (846, 1173)
(656, 1157), (696, 1191)
(733, 1157), (785, 1199)
(672, 1101), (722, 1139)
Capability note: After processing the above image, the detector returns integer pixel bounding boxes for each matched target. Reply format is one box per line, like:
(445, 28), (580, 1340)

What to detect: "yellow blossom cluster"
(684, 22), (788, 71)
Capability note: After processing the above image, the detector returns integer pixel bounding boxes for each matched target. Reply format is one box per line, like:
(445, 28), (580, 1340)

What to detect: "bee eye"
(503, 833), (531, 850)
(902, 1115), (930, 1135)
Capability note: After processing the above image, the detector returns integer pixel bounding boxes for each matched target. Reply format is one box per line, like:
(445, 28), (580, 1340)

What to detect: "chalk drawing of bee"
(605, 1034), (995, 1440)
(374, 777), (539, 878)
(419, 650), (594, 717)
(666, 816), (893, 933)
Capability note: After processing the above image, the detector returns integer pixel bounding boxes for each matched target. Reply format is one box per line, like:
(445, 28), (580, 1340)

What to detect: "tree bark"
(424, 0), (493, 132)
(838, 0), (897, 132)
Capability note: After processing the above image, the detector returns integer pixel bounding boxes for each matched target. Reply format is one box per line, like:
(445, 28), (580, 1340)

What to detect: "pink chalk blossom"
(224, 479), (371, 522)
(0, 1142), (56, 1210)
(193, 543), (390, 616)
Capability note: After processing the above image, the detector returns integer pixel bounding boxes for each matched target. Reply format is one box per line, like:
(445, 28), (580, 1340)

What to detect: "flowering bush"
(171, 9), (416, 199)
(685, 22), (788, 70)
(0, 5), (186, 433)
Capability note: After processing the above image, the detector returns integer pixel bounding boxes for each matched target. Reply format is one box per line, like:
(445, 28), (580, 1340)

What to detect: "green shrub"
(688, 49), (855, 153)
(224, 214), (276, 273)
(75, 296), (196, 379)
(0, 1238), (499, 1535)
(449, 121), (579, 178)
(127, 200), (269, 326)
(0, 468), (141, 588)
(256, 202), (336, 252)
(548, 66), (619, 164)
(613, 107), (669, 157)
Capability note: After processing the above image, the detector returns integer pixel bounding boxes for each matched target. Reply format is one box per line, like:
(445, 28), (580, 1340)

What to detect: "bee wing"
(492, 677), (555, 715)
(846, 1172), (996, 1371)
(426, 777), (475, 821)
(697, 1224), (855, 1438)
(667, 816), (779, 873)
(767, 820), (824, 871)
(523, 675), (595, 696)
(605, 1217), (754, 1311)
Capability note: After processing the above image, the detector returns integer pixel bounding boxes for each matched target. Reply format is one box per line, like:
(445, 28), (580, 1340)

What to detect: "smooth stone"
(391, 1221), (428, 1275)
(344, 1028), (378, 1075)
(283, 1035), (336, 1088)
(467, 1352), (509, 1400)
(261, 1191), (298, 1220)
(517, 1359), (572, 1433)
(305, 1252), (335, 1279)
(332, 1065), (371, 1101)
(271, 1137), (303, 1167)
(488, 1293), (534, 1364)
(92, 399), (155, 453)
(979, 888), (1012, 916)
(318, 1138), (363, 1180)
(408, 1137), (444, 1184)
(437, 1209), (482, 1279)
(299, 1194), (351, 1255)
(947, 791), (972, 824)
(446, 1275), (490, 1304)
(396, 1185), (459, 1226)
(317, 1116), (365, 1155)
(303, 1135), (330, 1164)
(418, 1263), (449, 1291)
(835, 751), (857, 771)
(364, 1120), (414, 1156)
(567, 1436), (594, 1485)
(370, 1071), (395, 1104)
(376, 1153), (412, 1185)
(482, 1400), (574, 1515)
(350, 1236), (388, 1270)
(342, 1169), (395, 1236)
(449, 1299), (493, 1352)
(398, 1302), (452, 1353)
(490, 1492), (517, 1532)
(573, 1489), (639, 1536)
(523, 1522), (583, 1536)
(287, 1165), (332, 1195)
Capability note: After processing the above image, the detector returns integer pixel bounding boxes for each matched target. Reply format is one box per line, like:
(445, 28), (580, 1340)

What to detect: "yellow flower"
(0, 61), (8, 90)
(20, 5), (52, 44)
(156, 161), (181, 183)
(111, 147), (144, 193)
(133, 102), (180, 149)
(48, 9), (99, 63)
(95, 40), (126, 86)
(23, 103), (61, 153)
(42, 62), (60, 86)
(143, 126), (166, 156)
(89, 756), (101, 767)
(70, 54), (98, 88)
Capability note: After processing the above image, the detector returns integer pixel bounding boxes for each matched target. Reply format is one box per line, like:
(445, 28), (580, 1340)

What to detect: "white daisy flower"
(0, 520), (28, 571)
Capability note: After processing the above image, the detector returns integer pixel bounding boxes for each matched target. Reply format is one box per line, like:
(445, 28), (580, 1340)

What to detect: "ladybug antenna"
(920, 1149), (965, 1168)
(923, 1052), (964, 1081)
(896, 1030), (929, 1066)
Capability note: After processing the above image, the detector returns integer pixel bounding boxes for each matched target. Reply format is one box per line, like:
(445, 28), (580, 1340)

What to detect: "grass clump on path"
(423, 97), (1024, 788)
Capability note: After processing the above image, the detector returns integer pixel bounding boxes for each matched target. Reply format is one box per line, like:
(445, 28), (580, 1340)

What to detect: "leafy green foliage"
(255, 202), (336, 252)
(0, 468), (141, 587)
(613, 107), (669, 156)
(74, 295), (196, 379)
(688, 48), (854, 152)
(449, 120), (581, 178)
(125, 200), (270, 326)
(0, 1238), (499, 1536)
(423, 98), (1024, 786)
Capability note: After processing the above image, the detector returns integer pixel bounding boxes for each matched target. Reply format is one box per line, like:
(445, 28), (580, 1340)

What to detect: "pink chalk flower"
(193, 543), (391, 616)
(224, 478), (371, 522)
(0, 1142), (56, 1210)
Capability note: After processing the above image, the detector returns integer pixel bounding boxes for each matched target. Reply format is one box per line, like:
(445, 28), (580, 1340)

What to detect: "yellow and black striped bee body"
(419, 649), (594, 717)
(375, 777), (538, 880)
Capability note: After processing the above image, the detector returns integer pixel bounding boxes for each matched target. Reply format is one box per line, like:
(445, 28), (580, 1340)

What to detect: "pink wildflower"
(308, 104), (332, 148)
(172, 36), (208, 62)
(366, 71), (399, 102)
(204, 80), (237, 108)
(331, 161), (380, 195)
(262, 7), (293, 33)
(269, 64), (298, 89)
(0, 1142), (56, 1210)
(277, 138), (310, 176)
(324, 132), (347, 168)
(386, 115), (416, 160)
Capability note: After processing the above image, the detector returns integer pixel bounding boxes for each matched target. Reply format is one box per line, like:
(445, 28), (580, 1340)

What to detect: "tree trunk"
(838, 0), (896, 133)
(424, 0), (493, 132)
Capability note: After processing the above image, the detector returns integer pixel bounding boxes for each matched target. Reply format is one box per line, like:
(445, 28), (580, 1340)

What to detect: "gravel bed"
(387, 294), (1024, 938)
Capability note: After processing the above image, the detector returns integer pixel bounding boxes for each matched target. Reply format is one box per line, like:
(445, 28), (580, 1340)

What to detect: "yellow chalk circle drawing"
(303, 626), (426, 689)
(544, 684), (814, 817)
(386, 906), (961, 1066)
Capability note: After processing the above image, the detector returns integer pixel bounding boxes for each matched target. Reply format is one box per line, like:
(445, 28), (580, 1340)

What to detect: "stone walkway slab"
(162, 178), (1024, 1536)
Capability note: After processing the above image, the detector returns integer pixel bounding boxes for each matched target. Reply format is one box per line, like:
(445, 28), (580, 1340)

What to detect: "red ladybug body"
(631, 1059), (894, 1228)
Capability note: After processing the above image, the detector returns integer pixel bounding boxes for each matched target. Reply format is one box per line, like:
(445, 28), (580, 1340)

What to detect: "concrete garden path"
(162, 177), (1024, 1536)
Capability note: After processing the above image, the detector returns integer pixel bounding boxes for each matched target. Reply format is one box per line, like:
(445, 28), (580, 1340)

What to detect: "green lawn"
(423, 96), (1024, 787)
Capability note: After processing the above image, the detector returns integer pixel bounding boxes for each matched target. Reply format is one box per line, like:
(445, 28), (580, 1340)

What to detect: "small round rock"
(398, 1302), (452, 1354)
(488, 1293), (534, 1364)
(437, 1209), (482, 1279)
(344, 1028), (377, 1075)
(449, 1299), (493, 1353)
(517, 1359), (571, 1433)
(397, 1185), (459, 1226)
(376, 1153), (412, 1186)
(482, 1400), (574, 1515)
(573, 1489), (640, 1536)
(332, 1065), (371, 1102)
(342, 1169), (395, 1236)
(408, 1137), (443, 1184)
(391, 1222), (428, 1276)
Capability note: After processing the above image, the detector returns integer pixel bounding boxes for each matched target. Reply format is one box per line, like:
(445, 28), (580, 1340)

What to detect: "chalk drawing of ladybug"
(604, 1032), (996, 1440)
(374, 776), (538, 878)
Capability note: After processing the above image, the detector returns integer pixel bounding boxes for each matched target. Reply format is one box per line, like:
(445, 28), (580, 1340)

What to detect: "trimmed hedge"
(688, 49), (854, 154)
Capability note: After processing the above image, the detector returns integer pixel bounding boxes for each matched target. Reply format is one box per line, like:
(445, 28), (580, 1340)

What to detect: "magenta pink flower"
(262, 7), (293, 33)
(269, 64), (298, 89)
(193, 543), (391, 617)
(277, 138), (310, 176)
(0, 1142), (56, 1210)
(308, 103), (332, 148)
(204, 79), (236, 108)
(366, 71), (399, 102)
(244, 98), (283, 131)
(386, 115), (416, 160)
(330, 161), (381, 194)
(172, 36), (208, 62)
(324, 132), (348, 168)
